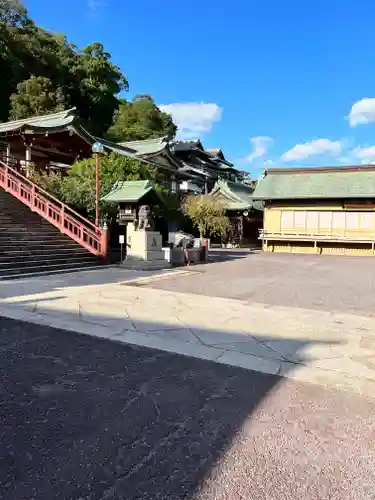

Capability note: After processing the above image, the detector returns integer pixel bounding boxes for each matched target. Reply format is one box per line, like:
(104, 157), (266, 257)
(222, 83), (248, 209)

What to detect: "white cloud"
(87, 0), (104, 13)
(244, 136), (274, 163)
(159, 102), (222, 139)
(353, 146), (375, 164)
(348, 98), (375, 127)
(281, 138), (342, 162)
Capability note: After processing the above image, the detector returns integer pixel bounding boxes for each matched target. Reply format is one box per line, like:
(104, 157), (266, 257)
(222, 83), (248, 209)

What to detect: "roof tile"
(253, 167), (375, 199)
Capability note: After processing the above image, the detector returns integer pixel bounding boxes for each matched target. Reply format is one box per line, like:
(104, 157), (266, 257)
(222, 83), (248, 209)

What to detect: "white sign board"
(119, 235), (125, 244)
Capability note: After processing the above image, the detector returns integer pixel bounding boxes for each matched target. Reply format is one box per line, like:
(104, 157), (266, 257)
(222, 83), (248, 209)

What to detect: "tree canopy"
(30, 152), (179, 224)
(107, 95), (177, 142)
(0, 1), (175, 139)
(9, 76), (66, 119)
(61, 153), (163, 219)
(183, 195), (230, 239)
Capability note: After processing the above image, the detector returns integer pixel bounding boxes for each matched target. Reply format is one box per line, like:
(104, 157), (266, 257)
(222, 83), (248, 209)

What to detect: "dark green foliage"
(0, 2), (176, 139)
(10, 76), (66, 119)
(107, 94), (177, 142)
(0, 1), (127, 135)
(61, 153), (167, 219)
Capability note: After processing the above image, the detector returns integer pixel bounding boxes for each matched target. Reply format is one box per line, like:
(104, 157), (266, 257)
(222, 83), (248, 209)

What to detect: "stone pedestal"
(121, 223), (171, 270)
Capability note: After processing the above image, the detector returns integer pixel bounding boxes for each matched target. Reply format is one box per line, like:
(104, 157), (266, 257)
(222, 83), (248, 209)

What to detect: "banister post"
(31, 184), (35, 210)
(4, 164), (8, 190)
(100, 221), (109, 262)
(60, 205), (65, 232)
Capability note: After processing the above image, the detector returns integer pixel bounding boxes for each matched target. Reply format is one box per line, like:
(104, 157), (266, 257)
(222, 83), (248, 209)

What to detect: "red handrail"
(0, 160), (108, 258)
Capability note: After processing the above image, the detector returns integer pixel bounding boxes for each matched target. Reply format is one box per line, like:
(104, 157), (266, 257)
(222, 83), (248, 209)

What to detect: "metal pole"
(95, 153), (100, 228)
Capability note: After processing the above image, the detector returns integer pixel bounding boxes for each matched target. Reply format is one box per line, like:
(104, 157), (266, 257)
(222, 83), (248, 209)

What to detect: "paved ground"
(1, 256), (375, 396)
(1, 317), (375, 500)
(146, 251), (375, 316)
(0, 256), (375, 396)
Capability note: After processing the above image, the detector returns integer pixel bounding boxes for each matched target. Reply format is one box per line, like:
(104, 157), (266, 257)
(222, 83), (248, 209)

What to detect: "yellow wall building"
(253, 166), (375, 256)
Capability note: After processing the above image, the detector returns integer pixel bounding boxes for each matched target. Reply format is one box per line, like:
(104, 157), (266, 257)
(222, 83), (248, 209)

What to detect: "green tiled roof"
(102, 180), (161, 203)
(0, 108), (142, 159)
(210, 179), (263, 211)
(94, 137), (138, 157)
(118, 137), (169, 156)
(0, 108), (78, 134)
(253, 166), (375, 200)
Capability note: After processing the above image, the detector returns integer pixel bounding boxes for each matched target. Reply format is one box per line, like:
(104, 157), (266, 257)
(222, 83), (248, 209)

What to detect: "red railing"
(0, 160), (108, 258)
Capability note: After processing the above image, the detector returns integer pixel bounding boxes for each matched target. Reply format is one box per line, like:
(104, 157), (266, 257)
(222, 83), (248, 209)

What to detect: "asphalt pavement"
(1, 316), (374, 500)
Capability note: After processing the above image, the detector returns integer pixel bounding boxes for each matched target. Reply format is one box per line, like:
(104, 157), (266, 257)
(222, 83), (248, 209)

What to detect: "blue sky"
(25, 0), (375, 176)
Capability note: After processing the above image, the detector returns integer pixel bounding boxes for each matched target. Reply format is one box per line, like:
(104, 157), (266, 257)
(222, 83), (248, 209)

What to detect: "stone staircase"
(0, 189), (104, 279)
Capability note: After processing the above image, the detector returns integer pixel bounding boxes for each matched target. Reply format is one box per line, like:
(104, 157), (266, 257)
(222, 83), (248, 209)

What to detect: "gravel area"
(144, 251), (375, 316)
(1, 316), (375, 500)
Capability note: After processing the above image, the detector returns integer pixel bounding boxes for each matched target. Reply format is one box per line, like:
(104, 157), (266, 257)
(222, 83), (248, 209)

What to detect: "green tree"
(183, 195), (230, 239)
(29, 168), (64, 200)
(60, 153), (163, 220)
(0, 2), (128, 134)
(0, 0), (28, 26)
(107, 94), (177, 142)
(0, 0), (32, 121)
(70, 42), (128, 136)
(0, 2), (175, 140)
(9, 76), (66, 119)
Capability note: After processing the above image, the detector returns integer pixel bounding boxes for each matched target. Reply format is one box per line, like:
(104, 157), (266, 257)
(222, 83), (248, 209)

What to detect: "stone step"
(0, 187), (104, 277)
(0, 239), (83, 251)
(0, 235), (83, 243)
(0, 230), (79, 237)
(0, 259), (102, 276)
(0, 254), (95, 267)
(0, 247), (90, 257)
(0, 243), (85, 254)
(0, 263), (107, 280)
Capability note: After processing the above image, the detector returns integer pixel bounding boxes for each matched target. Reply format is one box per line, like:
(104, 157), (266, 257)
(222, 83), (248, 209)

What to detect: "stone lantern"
(102, 180), (170, 269)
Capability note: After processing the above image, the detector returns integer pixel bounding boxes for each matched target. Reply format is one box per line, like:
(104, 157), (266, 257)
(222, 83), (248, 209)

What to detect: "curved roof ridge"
(0, 108), (78, 134)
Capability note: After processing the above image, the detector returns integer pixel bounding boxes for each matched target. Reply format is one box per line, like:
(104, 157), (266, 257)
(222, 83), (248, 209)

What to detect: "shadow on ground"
(0, 312), (332, 500)
(0, 267), (160, 299)
(0, 249), (256, 297)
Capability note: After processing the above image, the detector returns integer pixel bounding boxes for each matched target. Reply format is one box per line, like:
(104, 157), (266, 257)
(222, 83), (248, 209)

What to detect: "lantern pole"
(92, 142), (105, 229)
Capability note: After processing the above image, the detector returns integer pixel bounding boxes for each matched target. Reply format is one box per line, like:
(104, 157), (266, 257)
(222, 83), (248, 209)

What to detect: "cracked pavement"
(1, 267), (375, 396)
(1, 317), (375, 500)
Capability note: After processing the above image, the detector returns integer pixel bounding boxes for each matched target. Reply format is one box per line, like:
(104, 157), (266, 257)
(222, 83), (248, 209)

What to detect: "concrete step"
(0, 244), (86, 254)
(0, 232), (79, 240)
(0, 255), (95, 268)
(0, 187), (105, 278)
(0, 236), (83, 245)
(0, 247), (90, 257)
(0, 263), (107, 280)
(0, 260), (103, 278)
(0, 243), (84, 252)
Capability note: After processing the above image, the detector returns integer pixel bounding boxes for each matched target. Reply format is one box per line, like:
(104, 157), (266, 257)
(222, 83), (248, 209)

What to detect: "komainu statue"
(137, 205), (155, 231)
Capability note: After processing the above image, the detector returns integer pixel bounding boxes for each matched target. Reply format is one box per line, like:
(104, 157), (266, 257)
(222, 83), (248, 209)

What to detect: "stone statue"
(137, 205), (155, 231)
